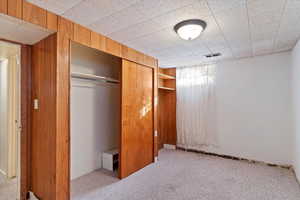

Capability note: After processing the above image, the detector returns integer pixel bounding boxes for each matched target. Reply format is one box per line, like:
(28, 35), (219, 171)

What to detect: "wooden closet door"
(120, 59), (154, 178)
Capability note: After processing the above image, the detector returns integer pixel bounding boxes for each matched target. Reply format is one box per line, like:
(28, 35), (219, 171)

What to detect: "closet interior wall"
(70, 42), (121, 180)
(158, 68), (177, 149)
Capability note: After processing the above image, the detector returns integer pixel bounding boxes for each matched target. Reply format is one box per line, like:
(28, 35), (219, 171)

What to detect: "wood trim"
(73, 23), (91, 46)
(90, 31), (104, 51)
(8, 0), (22, 19)
(58, 17), (74, 40)
(0, 0), (7, 14)
(106, 37), (121, 57)
(0, 38), (25, 45)
(46, 11), (58, 31)
(20, 44), (31, 200)
(56, 32), (70, 200)
(153, 66), (158, 157)
(22, 1), (47, 28)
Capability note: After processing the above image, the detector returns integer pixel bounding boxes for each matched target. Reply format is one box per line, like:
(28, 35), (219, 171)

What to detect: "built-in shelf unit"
(158, 73), (176, 80)
(158, 68), (177, 150)
(158, 86), (176, 91)
(71, 72), (120, 84)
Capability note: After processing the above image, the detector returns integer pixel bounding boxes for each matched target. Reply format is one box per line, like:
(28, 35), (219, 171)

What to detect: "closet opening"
(0, 40), (21, 200)
(70, 42), (121, 199)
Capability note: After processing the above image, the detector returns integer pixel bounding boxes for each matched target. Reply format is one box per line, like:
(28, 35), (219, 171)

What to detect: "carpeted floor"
(0, 173), (17, 200)
(71, 149), (300, 200)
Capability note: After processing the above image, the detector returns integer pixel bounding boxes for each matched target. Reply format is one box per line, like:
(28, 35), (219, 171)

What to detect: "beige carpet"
(0, 173), (17, 200)
(71, 149), (300, 200)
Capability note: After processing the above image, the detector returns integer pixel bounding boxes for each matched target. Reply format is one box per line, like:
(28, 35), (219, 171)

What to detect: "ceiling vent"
(205, 53), (221, 58)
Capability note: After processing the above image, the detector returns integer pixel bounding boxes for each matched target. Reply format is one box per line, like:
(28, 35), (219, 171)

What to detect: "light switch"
(34, 99), (39, 110)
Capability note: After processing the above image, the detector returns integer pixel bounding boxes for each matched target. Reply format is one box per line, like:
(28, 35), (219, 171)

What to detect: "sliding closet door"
(120, 60), (154, 178)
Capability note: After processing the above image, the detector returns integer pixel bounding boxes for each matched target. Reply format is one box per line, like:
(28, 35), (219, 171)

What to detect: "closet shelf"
(158, 86), (176, 91)
(71, 72), (120, 84)
(158, 73), (175, 80)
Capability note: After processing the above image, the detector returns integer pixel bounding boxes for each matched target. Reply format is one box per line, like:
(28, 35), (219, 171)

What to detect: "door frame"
(0, 39), (31, 200)
(20, 44), (31, 200)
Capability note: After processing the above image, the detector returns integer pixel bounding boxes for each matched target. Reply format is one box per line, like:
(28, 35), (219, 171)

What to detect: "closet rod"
(71, 72), (120, 84)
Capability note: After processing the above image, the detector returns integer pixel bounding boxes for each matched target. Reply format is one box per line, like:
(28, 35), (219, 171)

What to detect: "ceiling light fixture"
(174, 19), (207, 40)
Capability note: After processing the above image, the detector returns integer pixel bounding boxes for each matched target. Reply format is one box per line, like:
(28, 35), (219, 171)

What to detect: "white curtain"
(176, 64), (218, 150)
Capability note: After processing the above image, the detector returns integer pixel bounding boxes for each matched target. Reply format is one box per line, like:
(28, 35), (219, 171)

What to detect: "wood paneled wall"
(55, 32), (71, 200)
(153, 63), (159, 157)
(20, 45), (32, 200)
(31, 34), (57, 200)
(1, 1), (159, 199)
(158, 68), (177, 148)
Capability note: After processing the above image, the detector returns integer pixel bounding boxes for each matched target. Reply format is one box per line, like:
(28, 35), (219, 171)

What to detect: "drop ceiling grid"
(26, 0), (300, 68)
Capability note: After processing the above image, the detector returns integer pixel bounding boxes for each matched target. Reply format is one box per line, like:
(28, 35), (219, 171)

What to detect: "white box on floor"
(102, 149), (119, 171)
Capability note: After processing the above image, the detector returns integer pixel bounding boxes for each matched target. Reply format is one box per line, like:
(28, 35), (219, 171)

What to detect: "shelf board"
(158, 73), (175, 80)
(71, 72), (120, 84)
(158, 86), (176, 91)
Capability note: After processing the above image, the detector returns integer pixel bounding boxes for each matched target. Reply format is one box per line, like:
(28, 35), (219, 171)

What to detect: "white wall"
(198, 52), (293, 165)
(70, 43), (120, 180)
(0, 59), (8, 175)
(292, 40), (300, 181)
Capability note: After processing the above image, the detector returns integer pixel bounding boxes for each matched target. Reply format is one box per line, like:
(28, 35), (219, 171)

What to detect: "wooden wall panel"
(20, 45), (31, 200)
(120, 60), (154, 178)
(31, 34), (57, 200)
(8, 0), (22, 19)
(47, 11), (58, 31)
(122, 46), (143, 64)
(106, 38), (121, 57)
(55, 32), (70, 200)
(74, 23), (91, 46)
(153, 64), (158, 157)
(144, 55), (157, 67)
(91, 31), (103, 51)
(22, 1), (47, 27)
(0, 0), (7, 14)
(58, 17), (74, 39)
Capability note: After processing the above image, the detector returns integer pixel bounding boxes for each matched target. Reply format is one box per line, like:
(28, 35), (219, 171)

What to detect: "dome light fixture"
(174, 19), (207, 40)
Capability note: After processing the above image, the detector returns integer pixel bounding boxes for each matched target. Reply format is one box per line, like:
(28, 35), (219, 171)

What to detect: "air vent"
(205, 53), (221, 58)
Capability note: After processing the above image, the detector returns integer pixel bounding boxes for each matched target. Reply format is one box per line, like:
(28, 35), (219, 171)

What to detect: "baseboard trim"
(176, 147), (292, 170)
(0, 169), (7, 176)
(163, 144), (176, 150)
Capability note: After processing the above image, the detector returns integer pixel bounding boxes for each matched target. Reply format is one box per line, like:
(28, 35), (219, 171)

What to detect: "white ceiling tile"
(89, 4), (146, 35)
(247, 0), (285, 14)
(249, 12), (281, 27)
(135, 0), (197, 20)
(108, 20), (162, 43)
(206, 0), (246, 13)
(27, 0), (84, 15)
(62, 0), (139, 26)
(252, 40), (274, 55)
(285, 0), (300, 10)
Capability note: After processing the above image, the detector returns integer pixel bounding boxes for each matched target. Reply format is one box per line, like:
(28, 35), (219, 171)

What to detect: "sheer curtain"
(176, 64), (218, 150)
